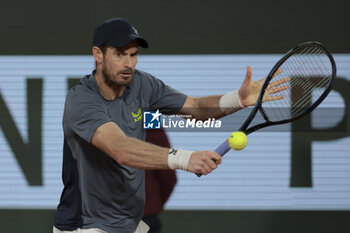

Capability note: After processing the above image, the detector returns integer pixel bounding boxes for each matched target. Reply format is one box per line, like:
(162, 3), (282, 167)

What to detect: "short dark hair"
(99, 44), (109, 54)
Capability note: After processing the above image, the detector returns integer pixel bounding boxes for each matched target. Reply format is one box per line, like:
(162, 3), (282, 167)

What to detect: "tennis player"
(53, 18), (280, 233)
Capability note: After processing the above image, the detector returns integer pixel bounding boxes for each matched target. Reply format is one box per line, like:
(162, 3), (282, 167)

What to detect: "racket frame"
(197, 41), (336, 177)
(240, 41), (336, 135)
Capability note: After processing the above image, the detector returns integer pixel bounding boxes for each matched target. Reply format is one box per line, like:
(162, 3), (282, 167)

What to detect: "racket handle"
(196, 140), (231, 177)
(214, 140), (231, 156)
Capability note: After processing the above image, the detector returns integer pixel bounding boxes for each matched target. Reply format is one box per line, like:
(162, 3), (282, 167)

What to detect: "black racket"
(198, 41), (336, 176)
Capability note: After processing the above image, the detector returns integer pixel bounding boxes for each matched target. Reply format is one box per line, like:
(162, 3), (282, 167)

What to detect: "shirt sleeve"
(64, 89), (112, 143)
(145, 73), (187, 114)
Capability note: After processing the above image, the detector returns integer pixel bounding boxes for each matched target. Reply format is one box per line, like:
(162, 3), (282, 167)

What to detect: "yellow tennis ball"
(228, 131), (248, 150)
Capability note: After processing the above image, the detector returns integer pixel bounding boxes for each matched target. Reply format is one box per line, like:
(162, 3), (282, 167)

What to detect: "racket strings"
(261, 44), (332, 122)
(288, 47), (331, 113)
(290, 77), (330, 117)
(284, 62), (330, 118)
(287, 51), (330, 115)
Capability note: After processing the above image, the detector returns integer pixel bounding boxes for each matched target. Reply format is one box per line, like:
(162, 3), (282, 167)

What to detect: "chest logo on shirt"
(131, 108), (142, 123)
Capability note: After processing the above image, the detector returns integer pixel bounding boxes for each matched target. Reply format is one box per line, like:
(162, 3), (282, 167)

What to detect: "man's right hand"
(187, 151), (222, 175)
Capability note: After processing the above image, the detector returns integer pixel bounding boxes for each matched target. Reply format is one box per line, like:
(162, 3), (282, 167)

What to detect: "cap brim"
(106, 34), (149, 49)
(137, 38), (149, 49)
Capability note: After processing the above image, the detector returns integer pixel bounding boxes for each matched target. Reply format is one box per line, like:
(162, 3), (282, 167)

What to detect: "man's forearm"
(92, 118), (221, 175)
(192, 95), (225, 120)
(111, 136), (170, 169)
(181, 93), (243, 120)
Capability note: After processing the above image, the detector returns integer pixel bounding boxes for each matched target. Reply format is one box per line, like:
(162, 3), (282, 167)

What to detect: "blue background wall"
(0, 0), (349, 232)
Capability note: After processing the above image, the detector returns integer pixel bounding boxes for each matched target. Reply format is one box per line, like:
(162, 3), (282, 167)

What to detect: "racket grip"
(214, 140), (231, 156)
(196, 140), (231, 177)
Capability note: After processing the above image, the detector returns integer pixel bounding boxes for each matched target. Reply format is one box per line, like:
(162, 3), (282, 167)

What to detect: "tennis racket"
(198, 41), (336, 176)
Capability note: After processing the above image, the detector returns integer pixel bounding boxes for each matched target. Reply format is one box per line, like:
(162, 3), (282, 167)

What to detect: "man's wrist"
(168, 149), (193, 170)
(219, 89), (244, 114)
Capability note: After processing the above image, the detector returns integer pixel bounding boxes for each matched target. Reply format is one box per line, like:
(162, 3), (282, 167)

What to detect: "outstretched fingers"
(268, 77), (290, 89)
(263, 76), (290, 102)
(268, 84), (289, 94)
(264, 95), (284, 102)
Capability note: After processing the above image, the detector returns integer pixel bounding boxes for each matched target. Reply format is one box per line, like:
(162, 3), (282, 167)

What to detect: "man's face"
(100, 40), (139, 87)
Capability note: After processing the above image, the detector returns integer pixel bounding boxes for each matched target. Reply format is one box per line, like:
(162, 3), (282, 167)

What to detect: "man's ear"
(92, 46), (104, 65)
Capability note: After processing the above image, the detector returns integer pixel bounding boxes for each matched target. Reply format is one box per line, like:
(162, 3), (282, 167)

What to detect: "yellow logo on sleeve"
(131, 108), (142, 123)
